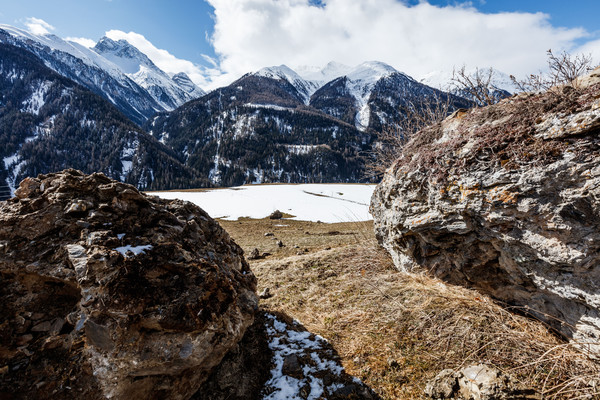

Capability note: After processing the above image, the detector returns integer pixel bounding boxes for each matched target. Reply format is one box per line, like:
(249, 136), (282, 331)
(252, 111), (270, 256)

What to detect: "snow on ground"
(151, 184), (375, 223)
(262, 313), (370, 400)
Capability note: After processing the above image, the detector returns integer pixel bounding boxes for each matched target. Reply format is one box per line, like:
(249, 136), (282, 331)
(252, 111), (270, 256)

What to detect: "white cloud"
(66, 37), (96, 48)
(23, 17), (54, 36)
(105, 30), (220, 89)
(575, 38), (600, 68)
(205, 0), (590, 85)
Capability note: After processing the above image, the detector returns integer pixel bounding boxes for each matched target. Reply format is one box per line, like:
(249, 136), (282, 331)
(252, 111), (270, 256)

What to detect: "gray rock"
(371, 78), (600, 354)
(248, 248), (261, 260)
(259, 287), (272, 299)
(0, 169), (258, 399)
(425, 369), (458, 399)
(269, 210), (283, 219)
(282, 354), (304, 379)
(425, 365), (537, 400)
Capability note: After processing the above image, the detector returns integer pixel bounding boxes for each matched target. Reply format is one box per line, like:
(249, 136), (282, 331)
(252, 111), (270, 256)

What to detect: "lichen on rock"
(371, 71), (600, 354)
(0, 169), (258, 399)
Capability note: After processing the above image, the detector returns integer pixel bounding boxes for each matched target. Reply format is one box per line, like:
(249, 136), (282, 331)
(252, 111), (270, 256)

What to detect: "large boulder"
(0, 169), (258, 399)
(371, 75), (600, 353)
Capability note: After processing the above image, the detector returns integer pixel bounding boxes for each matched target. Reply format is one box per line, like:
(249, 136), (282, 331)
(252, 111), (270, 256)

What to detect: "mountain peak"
(296, 62), (352, 82)
(347, 61), (398, 82)
(253, 65), (318, 104)
(255, 64), (299, 80)
(172, 72), (205, 97)
(93, 36), (155, 74)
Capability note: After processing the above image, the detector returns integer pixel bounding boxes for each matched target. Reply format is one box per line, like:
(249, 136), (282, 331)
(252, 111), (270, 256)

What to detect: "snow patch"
(262, 313), (367, 400)
(119, 139), (139, 181)
(114, 245), (152, 257)
(285, 144), (323, 155)
(3, 152), (26, 197)
(21, 80), (52, 115)
(245, 103), (295, 112)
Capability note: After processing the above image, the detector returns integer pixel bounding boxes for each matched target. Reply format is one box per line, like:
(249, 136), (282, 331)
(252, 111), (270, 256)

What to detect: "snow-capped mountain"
(93, 36), (204, 110)
(172, 72), (205, 98)
(0, 42), (206, 193)
(340, 61), (400, 129)
(282, 61), (470, 131)
(296, 61), (354, 84)
(266, 61), (471, 131)
(254, 65), (320, 104)
(145, 61), (469, 187)
(0, 24), (204, 124)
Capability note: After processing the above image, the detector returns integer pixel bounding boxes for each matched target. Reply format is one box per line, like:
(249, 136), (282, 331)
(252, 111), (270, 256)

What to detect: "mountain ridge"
(0, 25), (204, 124)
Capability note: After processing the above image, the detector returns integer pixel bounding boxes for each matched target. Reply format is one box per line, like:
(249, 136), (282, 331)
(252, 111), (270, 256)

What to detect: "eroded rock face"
(0, 169), (257, 399)
(371, 75), (600, 352)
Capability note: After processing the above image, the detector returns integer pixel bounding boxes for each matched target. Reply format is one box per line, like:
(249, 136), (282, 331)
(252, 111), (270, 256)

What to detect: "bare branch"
(510, 49), (596, 93)
(451, 66), (500, 106)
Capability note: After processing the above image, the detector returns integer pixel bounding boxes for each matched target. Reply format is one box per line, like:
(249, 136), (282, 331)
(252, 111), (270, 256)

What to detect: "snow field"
(151, 183), (376, 223)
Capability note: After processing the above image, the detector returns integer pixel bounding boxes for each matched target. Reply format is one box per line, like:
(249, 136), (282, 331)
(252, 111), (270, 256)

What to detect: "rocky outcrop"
(0, 169), (257, 399)
(371, 70), (600, 352)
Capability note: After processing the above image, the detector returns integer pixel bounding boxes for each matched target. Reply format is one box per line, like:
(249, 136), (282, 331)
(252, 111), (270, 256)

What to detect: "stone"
(282, 354), (304, 379)
(259, 287), (272, 299)
(424, 369), (458, 399)
(0, 169), (258, 399)
(15, 334), (33, 346)
(425, 365), (536, 400)
(269, 210), (283, 219)
(191, 312), (272, 400)
(371, 76), (600, 354)
(248, 248), (261, 260)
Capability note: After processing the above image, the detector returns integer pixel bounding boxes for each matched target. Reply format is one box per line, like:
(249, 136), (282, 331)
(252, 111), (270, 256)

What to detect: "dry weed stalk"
(451, 65), (500, 106)
(510, 49), (596, 93)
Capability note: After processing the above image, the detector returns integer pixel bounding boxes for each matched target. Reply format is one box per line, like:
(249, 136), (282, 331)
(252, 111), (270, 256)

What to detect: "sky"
(1, 0), (599, 91)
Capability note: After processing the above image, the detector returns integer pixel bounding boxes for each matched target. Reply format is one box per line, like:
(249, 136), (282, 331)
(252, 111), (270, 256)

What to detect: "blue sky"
(0, 0), (217, 65)
(1, 0), (599, 90)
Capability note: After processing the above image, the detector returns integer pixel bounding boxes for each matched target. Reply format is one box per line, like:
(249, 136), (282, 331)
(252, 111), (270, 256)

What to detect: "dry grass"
(219, 217), (373, 260)
(222, 218), (600, 399)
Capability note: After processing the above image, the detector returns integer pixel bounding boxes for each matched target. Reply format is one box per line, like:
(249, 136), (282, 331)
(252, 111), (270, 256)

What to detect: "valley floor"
(220, 217), (600, 399)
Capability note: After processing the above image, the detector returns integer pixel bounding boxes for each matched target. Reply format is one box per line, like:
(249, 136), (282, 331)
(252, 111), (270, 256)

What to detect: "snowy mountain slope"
(296, 61), (354, 83)
(94, 37), (205, 110)
(0, 24), (204, 124)
(255, 65), (320, 104)
(296, 61), (400, 123)
(344, 61), (399, 129)
(0, 42), (206, 192)
(172, 72), (205, 98)
(145, 71), (373, 187)
(303, 61), (470, 131)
